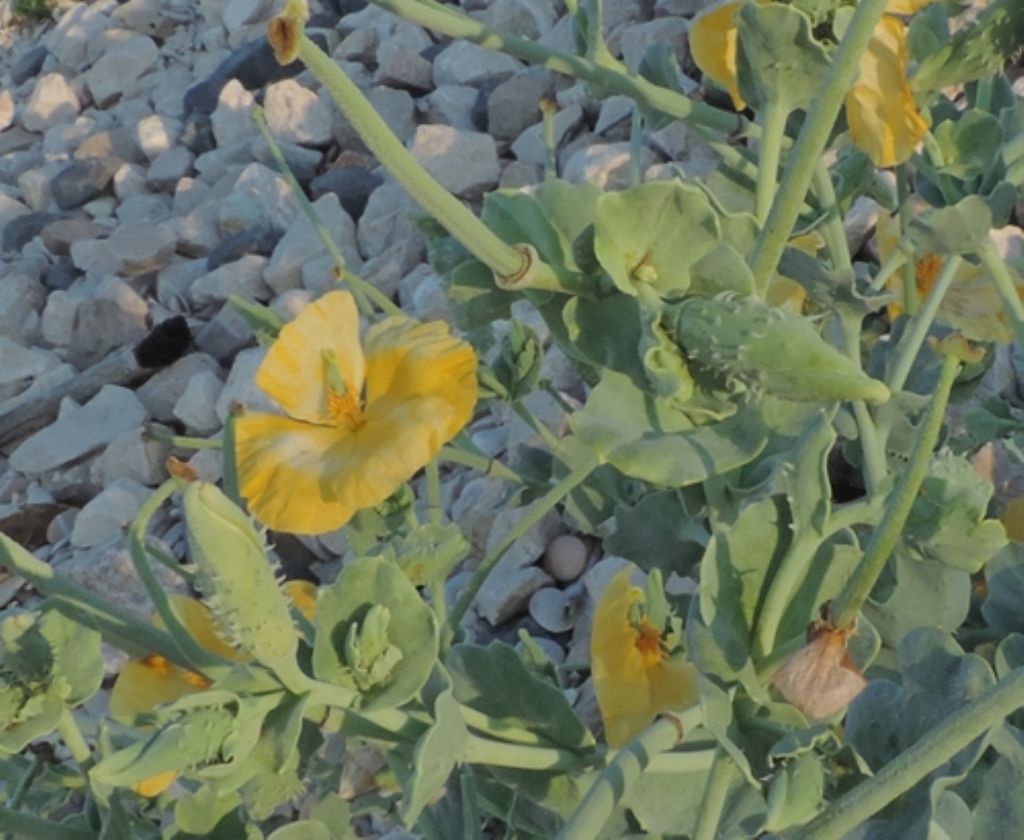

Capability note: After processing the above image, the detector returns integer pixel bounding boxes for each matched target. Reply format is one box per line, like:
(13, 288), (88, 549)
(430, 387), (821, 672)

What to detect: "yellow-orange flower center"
(633, 618), (666, 669)
(327, 387), (364, 430)
(915, 253), (943, 296)
(139, 654), (211, 689)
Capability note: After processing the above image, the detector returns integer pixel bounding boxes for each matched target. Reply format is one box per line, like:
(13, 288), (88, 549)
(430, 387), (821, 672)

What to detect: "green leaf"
(447, 258), (513, 332)
(907, 195), (993, 255)
(533, 179), (602, 252)
(569, 371), (769, 486)
(310, 795), (357, 840)
(594, 181), (720, 298)
(39, 608), (102, 707)
(173, 787), (243, 836)
(903, 453), (1007, 572)
(982, 543), (1024, 635)
(446, 642), (594, 751)
(400, 667), (469, 826)
(604, 490), (708, 578)
(934, 109), (1005, 180)
(313, 556), (437, 710)
(762, 752), (825, 832)
(778, 410), (835, 536)
(383, 523), (470, 588)
(735, 1), (832, 114)
(561, 294), (649, 387)
(267, 823), (331, 840)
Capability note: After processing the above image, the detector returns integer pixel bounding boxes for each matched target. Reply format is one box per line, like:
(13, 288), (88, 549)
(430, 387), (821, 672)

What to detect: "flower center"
(915, 253), (943, 296)
(322, 350), (365, 430)
(633, 618), (666, 668)
(140, 654), (211, 689)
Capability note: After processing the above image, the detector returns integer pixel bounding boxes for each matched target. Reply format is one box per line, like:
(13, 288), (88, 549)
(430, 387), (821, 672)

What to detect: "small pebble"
(542, 534), (589, 583)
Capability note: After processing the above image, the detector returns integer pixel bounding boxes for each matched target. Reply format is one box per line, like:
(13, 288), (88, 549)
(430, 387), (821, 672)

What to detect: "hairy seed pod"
(668, 295), (890, 404)
(183, 482), (299, 669)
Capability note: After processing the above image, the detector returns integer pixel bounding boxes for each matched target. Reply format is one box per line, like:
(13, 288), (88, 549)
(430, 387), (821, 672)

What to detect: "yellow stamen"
(139, 654), (211, 689)
(327, 389), (364, 430)
(634, 618), (666, 669)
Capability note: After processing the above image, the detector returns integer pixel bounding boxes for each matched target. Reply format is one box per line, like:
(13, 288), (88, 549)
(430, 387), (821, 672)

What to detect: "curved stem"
(57, 710), (91, 768)
(886, 255), (961, 393)
(371, 0), (750, 139)
(693, 748), (738, 840)
(896, 166), (919, 316)
(976, 238), (1024, 341)
(755, 103), (787, 227)
(438, 444), (527, 485)
(463, 733), (587, 770)
(294, 32), (556, 289)
(830, 350), (960, 630)
(870, 249), (909, 292)
(750, 0), (892, 288)
(794, 668), (1024, 839)
(446, 454), (597, 640)
(754, 535), (821, 660)
(558, 710), (701, 840)
(839, 313), (886, 497)
(812, 161), (853, 274)
(511, 400), (560, 450)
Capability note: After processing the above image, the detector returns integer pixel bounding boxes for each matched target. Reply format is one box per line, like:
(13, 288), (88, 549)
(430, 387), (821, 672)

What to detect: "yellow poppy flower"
(110, 581), (317, 796)
(590, 568), (699, 747)
(876, 212), (1023, 342)
(690, 0), (747, 110)
(234, 291), (478, 535)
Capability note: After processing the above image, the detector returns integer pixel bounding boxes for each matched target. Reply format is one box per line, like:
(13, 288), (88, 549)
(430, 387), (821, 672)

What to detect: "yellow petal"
(109, 656), (209, 720)
(766, 276), (807, 315)
(131, 770), (177, 798)
(363, 317), (478, 441)
(690, 0), (746, 111)
(255, 291), (365, 424)
(846, 16), (928, 167)
(284, 579), (318, 621)
(235, 412), (359, 534)
(886, 0), (935, 13)
(159, 594), (239, 662)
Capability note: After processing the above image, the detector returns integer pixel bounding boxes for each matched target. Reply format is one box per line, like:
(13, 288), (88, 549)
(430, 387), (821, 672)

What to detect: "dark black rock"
(180, 113), (216, 155)
(135, 315), (192, 368)
(50, 157), (121, 211)
(206, 225), (284, 271)
(309, 166), (383, 221)
(183, 33), (330, 116)
(43, 261), (79, 292)
(420, 43), (445, 64)
(319, 0), (367, 15)
(2, 212), (63, 253)
(471, 83), (497, 133)
(11, 45), (48, 87)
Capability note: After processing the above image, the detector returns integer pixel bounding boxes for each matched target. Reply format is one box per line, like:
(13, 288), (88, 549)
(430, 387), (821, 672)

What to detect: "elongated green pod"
(182, 482), (301, 681)
(667, 296), (890, 404)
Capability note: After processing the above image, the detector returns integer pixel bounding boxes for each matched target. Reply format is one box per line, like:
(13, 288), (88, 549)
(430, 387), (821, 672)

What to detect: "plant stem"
(221, 407), (241, 506)
(558, 710), (700, 840)
(830, 350), (960, 630)
(976, 238), (1024, 341)
(511, 400), (560, 450)
(541, 98), (558, 180)
(425, 459), (442, 526)
(754, 535), (821, 660)
(886, 255), (961, 393)
(144, 428), (222, 450)
(294, 32), (558, 291)
(128, 481), (226, 672)
(4, 754), (41, 812)
(749, 0), (892, 289)
(0, 533), (190, 667)
(693, 748), (738, 840)
(812, 161), (852, 274)
(438, 444), (526, 484)
(869, 249), (909, 291)
(794, 667), (1024, 839)
(251, 104), (395, 317)
(446, 455), (597, 641)
(463, 733), (586, 770)
(0, 807), (94, 840)
(371, 0), (750, 139)
(839, 314), (887, 497)
(755, 103), (787, 226)
(629, 105), (644, 188)
(896, 166), (919, 316)
(57, 709), (91, 768)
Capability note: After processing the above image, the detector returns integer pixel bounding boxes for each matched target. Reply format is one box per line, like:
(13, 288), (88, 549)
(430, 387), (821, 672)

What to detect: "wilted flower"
(771, 619), (866, 720)
(110, 582), (316, 796)
(690, 0), (747, 110)
(591, 568), (699, 747)
(234, 291), (477, 535)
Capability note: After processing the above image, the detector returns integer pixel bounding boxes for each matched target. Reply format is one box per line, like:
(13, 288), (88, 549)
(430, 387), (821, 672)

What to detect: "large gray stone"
(21, 73), (81, 133)
(51, 157), (121, 211)
(264, 194), (361, 293)
(136, 353), (222, 421)
(84, 33), (159, 107)
(106, 221), (178, 276)
(432, 41), (523, 87)
(264, 80), (334, 147)
(10, 386), (148, 475)
(191, 254), (270, 304)
(70, 477), (151, 549)
(409, 125), (500, 198)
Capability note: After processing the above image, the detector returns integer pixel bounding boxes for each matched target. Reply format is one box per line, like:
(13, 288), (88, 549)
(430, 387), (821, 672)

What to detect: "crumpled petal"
(131, 770), (177, 798)
(591, 569), (698, 747)
(108, 656), (209, 721)
(689, 0), (746, 111)
(255, 290), (365, 425)
(846, 15), (928, 167)
(886, 0), (936, 14)
(284, 579), (318, 621)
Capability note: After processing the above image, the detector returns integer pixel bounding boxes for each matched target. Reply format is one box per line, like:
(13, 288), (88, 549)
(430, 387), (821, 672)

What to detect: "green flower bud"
(343, 605), (404, 692)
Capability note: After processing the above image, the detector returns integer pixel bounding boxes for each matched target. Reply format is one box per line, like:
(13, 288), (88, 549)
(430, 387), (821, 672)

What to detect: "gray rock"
(479, 0), (557, 39)
(0, 91), (13, 133)
(0, 272), (45, 335)
(207, 225), (283, 270)
(75, 127), (145, 164)
(173, 370), (224, 434)
(223, 0), (277, 34)
(409, 125), (500, 198)
(133, 114), (182, 161)
(0, 336), (60, 389)
(110, 0), (177, 38)
(499, 160), (542, 188)
(51, 157), (121, 211)
(106, 221), (178, 276)
(10, 386), (148, 475)
(43, 262), (79, 293)
(0, 194), (30, 247)
(264, 80), (334, 147)
(70, 478), (151, 549)
(112, 163), (148, 201)
(487, 69), (555, 140)
(310, 166), (382, 221)
(2, 212), (63, 253)
(11, 45), (48, 87)
(85, 34), (160, 108)
(357, 181), (422, 261)
(619, 18), (691, 73)
(191, 254), (270, 304)
(194, 303), (254, 363)
(510, 105), (583, 165)
(215, 345), (275, 423)
(48, 3), (111, 71)
(147, 146), (194, 189)
(115, 193), (172, 226)
(265, 194), (361, 293)
(70, 298), (147, 362)
(336, 27), (379, 63)
(210, 79), (255, 148)
(432, 41), (523, 87)
(250, 136), (322, 184)
(375, 39), (433, 91)
(40, 216), (110, 256)
(421, 85), (480, 131)
(563, 141), (656, 189)
(218, 162), (300, 234)
(368, 86), (417, 144)
(136, 353), (222, 421)
(17, 167), (53, 213)
(477, 566), (555, 626)
(41, 290), (80, 347)
(845, 196), (882, 257)
(21, 73), (81, 133)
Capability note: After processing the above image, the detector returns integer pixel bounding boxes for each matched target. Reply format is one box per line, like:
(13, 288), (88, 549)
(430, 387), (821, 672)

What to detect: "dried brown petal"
(772, 625), (867, 720)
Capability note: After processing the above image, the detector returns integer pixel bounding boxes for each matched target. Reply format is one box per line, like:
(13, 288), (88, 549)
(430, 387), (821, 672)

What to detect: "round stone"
(542, 534), (588, 583)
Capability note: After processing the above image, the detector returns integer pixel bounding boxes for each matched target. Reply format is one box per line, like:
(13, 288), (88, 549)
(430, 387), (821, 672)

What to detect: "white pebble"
(542, 534), (588, 583)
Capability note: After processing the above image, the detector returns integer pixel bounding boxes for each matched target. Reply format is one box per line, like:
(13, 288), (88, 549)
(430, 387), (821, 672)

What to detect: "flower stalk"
(976, 238), (1024, 343)
(693, 748), (739, 840)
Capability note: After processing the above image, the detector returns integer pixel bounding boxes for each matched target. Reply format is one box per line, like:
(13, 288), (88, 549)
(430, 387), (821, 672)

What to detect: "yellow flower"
(590, 568), (699, 747)
(876, 212), (1023, 342)
(234, 291), (477, 535)
(690, 0), (747, 110)
(110, 581), (317, 796)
